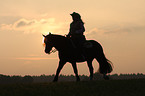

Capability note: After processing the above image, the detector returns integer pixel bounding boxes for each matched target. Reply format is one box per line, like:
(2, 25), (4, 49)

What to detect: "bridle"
(48, 48), (57, 54)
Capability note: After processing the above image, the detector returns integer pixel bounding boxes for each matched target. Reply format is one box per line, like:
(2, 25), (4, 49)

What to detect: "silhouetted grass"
(0, 79), (145, 96)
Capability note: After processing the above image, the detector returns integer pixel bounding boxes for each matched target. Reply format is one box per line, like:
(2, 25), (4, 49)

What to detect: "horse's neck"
(53, 35), (69, 51)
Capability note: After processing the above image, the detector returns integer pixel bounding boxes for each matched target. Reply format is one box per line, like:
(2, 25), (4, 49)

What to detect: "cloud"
(86, 27), (111, 39)
(1, 18), (144, 38)
(0, 24), (13, 30)
(86, 24), (145, 39)
(0, 18), (69, 34)
(15, 19), (36, 27)
(15, 57), (57, 60)
(85, 24), (145, 42)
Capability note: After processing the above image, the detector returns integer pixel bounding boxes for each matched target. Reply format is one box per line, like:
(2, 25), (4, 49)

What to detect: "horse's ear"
(49, 32), (51, 35)
(42, 34), (46, 37)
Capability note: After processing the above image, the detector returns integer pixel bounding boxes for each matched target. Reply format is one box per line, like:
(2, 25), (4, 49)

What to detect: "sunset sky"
(0, 0), (145, 76)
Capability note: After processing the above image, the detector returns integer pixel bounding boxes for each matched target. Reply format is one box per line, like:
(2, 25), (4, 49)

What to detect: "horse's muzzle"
(45, 50), (50, 54)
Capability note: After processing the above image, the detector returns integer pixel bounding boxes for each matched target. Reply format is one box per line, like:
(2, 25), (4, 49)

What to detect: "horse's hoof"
(103, 75), (109, 80)
(90, 77), (93, 81)
(53, 78), (58, 82)
(76, 80), (80, 82)
(53, 80), (57, 82)
(76, 78), (80, 82)
(53, 80), (58, 82)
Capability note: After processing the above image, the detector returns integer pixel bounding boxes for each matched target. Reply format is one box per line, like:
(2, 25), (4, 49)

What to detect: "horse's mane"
(46, 34), (67, 40)
(46, 34), (75, 50)
(45, 34), (70, 46)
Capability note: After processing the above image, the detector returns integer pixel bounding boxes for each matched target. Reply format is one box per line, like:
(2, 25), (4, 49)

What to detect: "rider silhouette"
(67, 12), (86, 59)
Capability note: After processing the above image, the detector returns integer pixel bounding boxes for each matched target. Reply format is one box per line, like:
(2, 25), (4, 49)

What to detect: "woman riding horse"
(67, 12), (86, 59)
(43, 34), (113, 82)
(43, 12), (113, 82)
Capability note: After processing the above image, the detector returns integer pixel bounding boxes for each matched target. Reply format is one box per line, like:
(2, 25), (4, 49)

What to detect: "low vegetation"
(0, 73), (144, 84)
(0, 73), (145, 96)
(0, 79), (145, 96)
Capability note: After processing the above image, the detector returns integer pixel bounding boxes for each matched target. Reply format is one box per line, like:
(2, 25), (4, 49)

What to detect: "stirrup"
(81, 54), (85, 60)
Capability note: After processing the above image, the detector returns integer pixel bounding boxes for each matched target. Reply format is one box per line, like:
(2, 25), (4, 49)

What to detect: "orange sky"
(0, 0), (145, 76)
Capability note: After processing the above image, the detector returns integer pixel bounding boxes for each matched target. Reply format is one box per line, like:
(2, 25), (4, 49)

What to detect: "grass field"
(0, 79), (145, 96)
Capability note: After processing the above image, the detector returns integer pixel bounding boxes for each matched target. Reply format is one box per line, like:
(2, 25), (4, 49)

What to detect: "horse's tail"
(93, 41), (113, 74)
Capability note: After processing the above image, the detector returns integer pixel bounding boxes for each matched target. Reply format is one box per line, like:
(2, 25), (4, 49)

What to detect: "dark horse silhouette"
(43, 33), (113, 82)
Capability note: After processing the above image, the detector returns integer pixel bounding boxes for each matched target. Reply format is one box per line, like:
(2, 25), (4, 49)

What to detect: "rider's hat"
(70, 12), (81, 19)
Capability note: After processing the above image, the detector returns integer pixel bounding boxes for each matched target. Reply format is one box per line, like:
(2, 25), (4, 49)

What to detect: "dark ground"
(0, 79), (145, 96)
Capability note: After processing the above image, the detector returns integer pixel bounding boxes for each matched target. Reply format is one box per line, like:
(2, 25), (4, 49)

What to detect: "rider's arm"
(67, 24), (72, 36)
(75, 23), (85, 34)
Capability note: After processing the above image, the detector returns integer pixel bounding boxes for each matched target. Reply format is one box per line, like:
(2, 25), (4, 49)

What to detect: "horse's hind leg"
(87, 59), (94, 80)
(71, 62), (80, 81)
(53, 60), (66, 82)
(103, 74), (109, 80)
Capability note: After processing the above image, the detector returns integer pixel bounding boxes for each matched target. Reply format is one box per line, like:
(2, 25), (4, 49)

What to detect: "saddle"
(73, 41), (93, 61)
(69, 39), (93, 49)
(83, 41), (93, 48)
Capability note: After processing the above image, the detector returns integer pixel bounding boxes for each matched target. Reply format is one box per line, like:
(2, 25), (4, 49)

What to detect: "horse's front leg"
(87, 60), (94, 80)
(103, 74), (109, 80)
(53, 60), (66, 82)
(71, 62), (80, 81)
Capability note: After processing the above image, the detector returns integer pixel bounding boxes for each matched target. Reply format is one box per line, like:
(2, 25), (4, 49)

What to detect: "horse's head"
(43, 33), (53, 54)
(43, 33), (68, 54)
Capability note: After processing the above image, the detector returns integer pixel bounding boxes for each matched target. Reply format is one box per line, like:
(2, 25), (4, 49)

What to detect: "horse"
(43, 33), (113, 82)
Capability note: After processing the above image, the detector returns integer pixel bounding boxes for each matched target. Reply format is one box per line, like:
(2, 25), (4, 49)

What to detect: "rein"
(44, 34), (67, 54)
(48, 35), (75, 54)
(49, 48), (57, 54)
